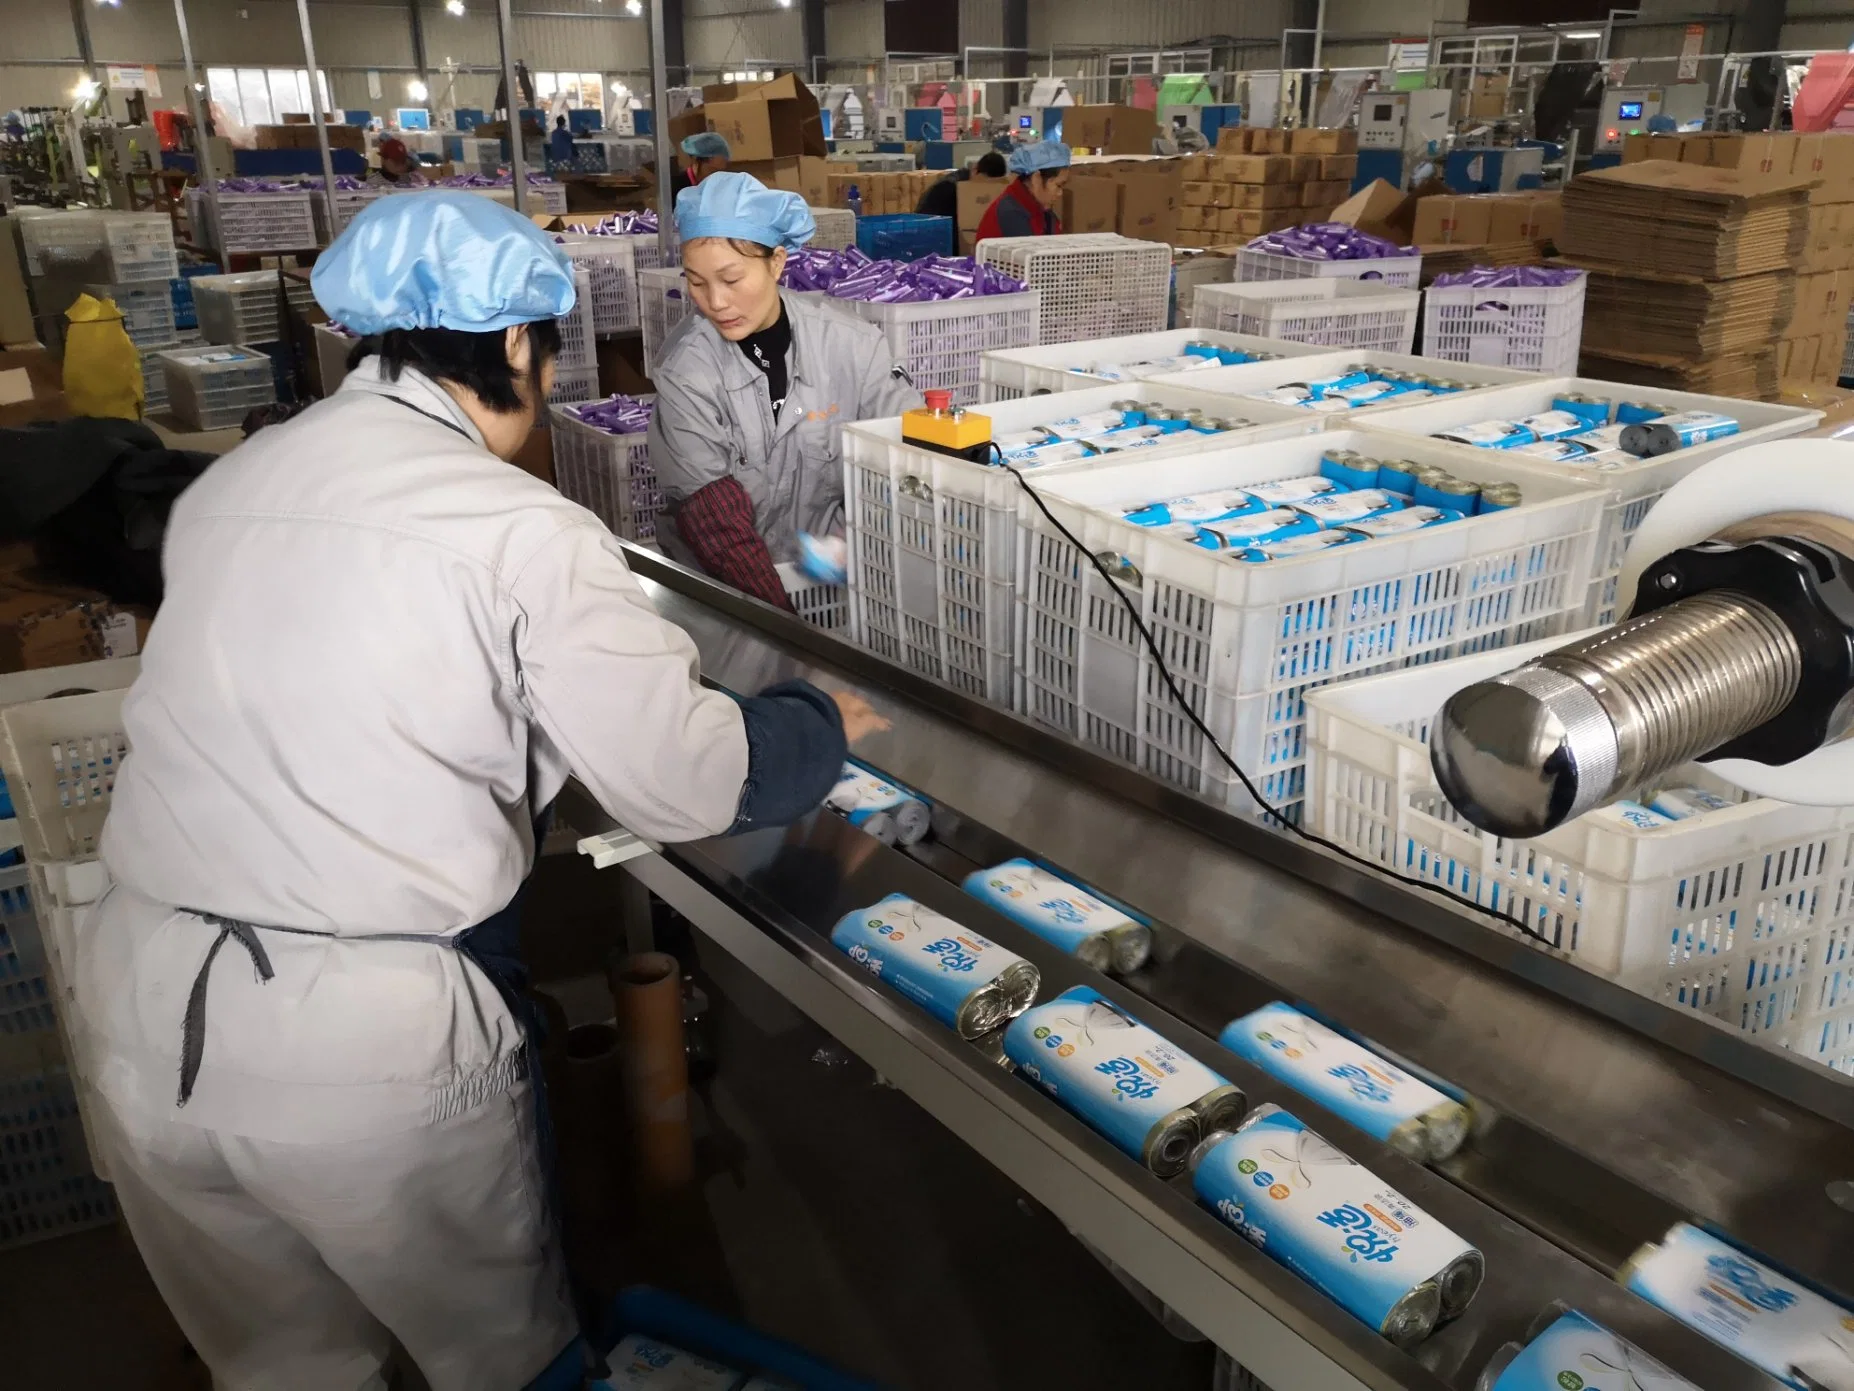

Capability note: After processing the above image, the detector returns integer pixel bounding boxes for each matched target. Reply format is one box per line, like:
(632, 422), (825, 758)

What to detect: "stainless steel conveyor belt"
(560, 544), (1853, 1391)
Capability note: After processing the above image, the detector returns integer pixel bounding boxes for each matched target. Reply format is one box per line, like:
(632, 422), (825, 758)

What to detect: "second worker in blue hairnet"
(670, 129), (731, 197)
(74, 188), (885, 1391)
(648, 172), (922, 608)
(975, 138), (1071, 245)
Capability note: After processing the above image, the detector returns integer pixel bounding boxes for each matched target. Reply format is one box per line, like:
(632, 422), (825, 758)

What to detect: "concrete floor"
(0, 854), (1219, 1390)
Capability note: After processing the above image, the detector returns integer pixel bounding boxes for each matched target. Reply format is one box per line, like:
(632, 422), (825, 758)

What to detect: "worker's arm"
(511, 521), (843, 838)
(675, 476), (794, 610)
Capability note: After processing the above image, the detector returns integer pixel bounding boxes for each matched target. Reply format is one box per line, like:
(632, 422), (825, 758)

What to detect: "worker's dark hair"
(975, 151), (1007, 177)
(350, 319), (563, 414)
(555, 115), (566, 127)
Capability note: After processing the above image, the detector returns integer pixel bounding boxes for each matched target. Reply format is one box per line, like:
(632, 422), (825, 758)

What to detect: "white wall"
(685, 0), (804, 77)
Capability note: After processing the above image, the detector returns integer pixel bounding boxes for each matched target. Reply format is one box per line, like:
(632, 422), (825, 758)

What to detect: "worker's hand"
(832, 690), (890, 745)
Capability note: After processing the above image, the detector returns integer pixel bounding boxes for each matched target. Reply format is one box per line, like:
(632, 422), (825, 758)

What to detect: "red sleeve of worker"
(675, 477), (794, 611)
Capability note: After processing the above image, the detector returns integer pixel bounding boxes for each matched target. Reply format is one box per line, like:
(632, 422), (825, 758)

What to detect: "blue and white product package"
(1622, 1222), (1854, 1391)
(1248, 385), (1315, 407)
(831, 893), (1041, 1040)
(994, 426), (1055, 453)
(1345, 506), (1465, 539)
(1082, 425), (1168, 453)
(1570, 423), (1628, 452)
(962, 858), (1154, 973)
(1217, 1002), (1471, 1162)
(1508, 438), (1595, 462)
(1004, 985), (1244, 1176)
(1434, 420), (1535, 449)
(1322, 379), (1404, 408)
(1042, 409), (1133, 441)
(1320, 449), (1381, 491)
(1516, 410), (1591, 442)
(1245, 475), (1341, 506)
(1603, 800), (1674, 831)
(1302, 368), (1374, 399)
(795, 531), (847, 585)
(1193, 1105), (1484, 1348)
(604, 1334), (742, 1391)
(1375, 459), (1422, 495)
(1291, 489), (1405, 529)
(1615, 399), (1670, 425)
(1647, 786), (1734, 820)
(1551, 393), (1612, 426)
(1237, 530), (1360, 563)
(825, 765), (932, 846)
(1476, 1306), (1700, 1391)
(1193, 510), (1319, 551)
(1011, 441), (1095, 470)
(1124, 492), (1262, 528)
(1620, 410), (1741, 458)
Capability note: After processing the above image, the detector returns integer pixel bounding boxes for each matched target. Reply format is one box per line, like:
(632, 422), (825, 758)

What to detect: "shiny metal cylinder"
(1433, 591), (1802, 838)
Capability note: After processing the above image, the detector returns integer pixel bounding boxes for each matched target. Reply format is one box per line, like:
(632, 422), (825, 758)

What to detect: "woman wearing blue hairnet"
(974, 138), (1071, 245)
(648, 172), (922, 608)
(71, 190), (882, 1391)
(670, 130), (731, 196)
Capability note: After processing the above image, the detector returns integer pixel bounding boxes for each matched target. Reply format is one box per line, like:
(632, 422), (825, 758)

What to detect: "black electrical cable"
(991, 442), (1561, 951)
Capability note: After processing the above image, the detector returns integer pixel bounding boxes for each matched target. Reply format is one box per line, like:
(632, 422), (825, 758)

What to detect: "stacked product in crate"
(549, 394), (661, 543)
(436, 171), (569, 216)
(1303, 635), (1854, 1074)
(1192, 277), (1423, 354)
(19, 210), (178, 351)
(978, 329), (1331, 401)
(309, 175), (383, 243)
(1140, 349), (1538, 417)
(154, 344), (278, 430)
(1015, 432), (1607, 819)
(1234, 221), (1422, 289)
(1421, 264), (1587, 375)
(779, 247), (1037, 405)
(189, 179), (319, 256)
(1557, 150), (1812, 400)
(556, 234), (639, 334)
(1173, 126), (1359, 250)
(1618, 129), (1854, 393)
(977, 234), (1170, 345)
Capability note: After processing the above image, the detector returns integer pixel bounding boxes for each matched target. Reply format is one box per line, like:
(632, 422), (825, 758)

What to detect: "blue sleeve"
(993, 194), (1034, 239)
(727, 679), (848, 833)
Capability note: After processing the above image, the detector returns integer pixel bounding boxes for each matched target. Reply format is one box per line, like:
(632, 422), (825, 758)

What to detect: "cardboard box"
(1116, 167), (1182, 243)
(0, 344), (65, 427)
(1304, 179), (1351, 207)
(1330, 179), (1414, 243)
(1063, 104), (1158, 156)
(1060, 176), (1120, 235)
(1179, 154), (1213, 179)
(1413, 195), (1492, 246)
(1181, 180), (1219, 208)
(1287, 127), (1359, 156)
(1706, 132), (1794, 182)
(1647, 133), (1687, 163)
(0, 577), (143, 674)
(706, 100), (805, 163)
(1319, 154), (1358, 182)
(1216, 126), (1252, 153)
(1559, 161), (1811, 277)
(1485, 195), (1535, 244)
(1177, 206), (1207, 232)
(1229, 182), (1299, 211)
(1248, 128), (1287, 155)
(958, 176), (1007, 232)
(0, 219), (33, 347)
(1219, 155), (1293, 184)
(1286, 154), (1318, 182)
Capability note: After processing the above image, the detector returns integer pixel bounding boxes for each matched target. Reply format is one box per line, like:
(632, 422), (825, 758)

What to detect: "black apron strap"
(177, 915), (275, 1107)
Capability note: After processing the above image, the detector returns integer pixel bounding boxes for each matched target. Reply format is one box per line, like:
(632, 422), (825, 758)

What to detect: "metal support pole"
(648, 0), (675, 263)
(173, 0), (225, 268)
(67, 0), (97, 80)
(407, 0), (431, 92)
(295, 0), (341, 242)
(495, 0), (529, 214)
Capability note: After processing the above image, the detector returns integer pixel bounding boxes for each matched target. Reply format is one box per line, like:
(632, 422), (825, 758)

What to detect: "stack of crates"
(1234, 245), (1423, 289)
(558, 237), (640, 333)
(976, 235), (1170, 345)
(829, 291), (1041, 407)
(83, 280), (183, 413)
(189, 186), (318, 255)
(19, 211), (178, 352)
(192, 271), (315, 346)
(1191, 280), (1424, 356)
(549, 398), (661, 543)
(638, 266), (691, 377)
(546, 266), (599, 405)
(155, 344), (278, 430)
(311, 186), (384, 244)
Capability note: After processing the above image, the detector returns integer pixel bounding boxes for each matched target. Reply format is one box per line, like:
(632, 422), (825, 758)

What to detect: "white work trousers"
(95, 1080), (578, 1391)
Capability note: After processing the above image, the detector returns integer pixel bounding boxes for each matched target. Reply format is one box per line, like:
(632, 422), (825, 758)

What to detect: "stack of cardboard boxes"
(1408, 190), (1562, 279)
(943, 160), (1186, 255)
(822, 170), (945, 215)
(0, 545), (147, 673)
(670, 76), (830, 206)
(1059, 105), (1161, 156)
(1597, 130), (1854, 396)
(1171, 127), (1358, 250)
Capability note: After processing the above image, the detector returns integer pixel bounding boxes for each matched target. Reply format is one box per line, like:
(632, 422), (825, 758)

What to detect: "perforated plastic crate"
(1354, 377), (1823, 625)
(980, 329), (1332, 402)
(977, 235), (1171, 345)
(0, 1064), (117, 1248)
(809, 206), (856, 251)
(1192, 280), (1423, 356)
(0, 865), (54, 1066)
(844, 384), (1319, 707)
(559, 236), (640, 334)
(141, 355), (168, 415)
(555, 265), (596, 372)
(191, 271), (314, 346)
(639, 266), (694, 378)
(778, 565), (846, 631)
(1235, 245), (1422, 289)
(1304, 637), (1854, 1073)
(21, 210), (177, 283)
(548, 366), (600, 407)
(155, 344), (277, 431)
(836, 291), (1039, 407)
(311, 186), (383, 243)
(1019, 431), (1605, 820)
(1145, 349), (1539, 416)
(85, 281), (177, 353)
(856, 214), (953, 261)
(1422, 273), (1587, 376)
(192, 188), (318, 255)
(550, 399), (660, 543)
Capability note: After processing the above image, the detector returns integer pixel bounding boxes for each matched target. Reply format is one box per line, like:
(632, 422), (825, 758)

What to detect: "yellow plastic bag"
(63, 292), (145, 421)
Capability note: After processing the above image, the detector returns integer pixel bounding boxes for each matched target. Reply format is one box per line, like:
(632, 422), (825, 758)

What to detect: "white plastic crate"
(977, 235), (1171, 345)
(552, 265), (596, 372)
(639, 266), (694, 378)
(191, 271), (314, 347)
(85, 281), (177, 352)
(141, 355), (168, 415)
(836, 291), (1040, 407)
(550, 399), (661, 543)
(1303, 636), (1854, 1073)
(1422, 274), (1587, 376)
(0, 1064), (117, 1248)
(810, 206), (856, 251)
(559, 236), (640, 334)
(844, 384), (1321, 706)
(528, 181), (568, 216)
(1235, 245), (1422, 290)
(20, 210), (176, 283)
(980, 329), (1332, 402)
(547, 365), (599, 407)
(0, 865), (55, 1069)
(192, 188), (319, 255)
(1192, 280), (1423, 356)
(155, 344), (277, 431)
(1145, 350), (1540, 415)
(312, 186), (383, 243)
(1355, 378), (1823, 625)
(777, 564), (847, 631)
(1019, 431), (1605, 820)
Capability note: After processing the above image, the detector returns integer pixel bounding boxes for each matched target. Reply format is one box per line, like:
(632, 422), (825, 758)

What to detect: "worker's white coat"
(73, 358), (751, 1389)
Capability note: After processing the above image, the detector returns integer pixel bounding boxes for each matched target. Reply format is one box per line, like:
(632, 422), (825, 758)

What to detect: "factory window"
(207, 67), (334, 127)
(533, 71), (604, 115)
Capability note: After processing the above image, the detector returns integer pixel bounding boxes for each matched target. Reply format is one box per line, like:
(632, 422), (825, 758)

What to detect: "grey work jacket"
(647, 291), (923, 568)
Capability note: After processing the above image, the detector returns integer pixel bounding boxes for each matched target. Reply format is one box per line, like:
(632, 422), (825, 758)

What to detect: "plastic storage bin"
(980, 329), (1334, 402)
(1145, 349), (1539, 415)
(559, 235), (640, 334)
(1303, 636), (1854, 1074)
(809, 206), (856, 251)
(550, 399), (661, 543)
(20, 210), (177, 283)
(638, 266), (691, 378)
(141, 355), (169, 415)
(0, 1064), (117, 1249)
(978, 235), (1172, 345)
(1422, 272), (1587, 376)
(85, 281), (177, 352)
(855, 213), (953, 260)
(1354, 377), (1823, 624)
(1019, 431), (1605, 820)
(1235, 245), (1423, 289)
(547, 366), (600, 407)
(1192, 280), (1423, 356)
(155, 344), (277, 430)
(843, 385), (1319, 706)
(192, 188), (318, 255)
(312, 186), (383, 243)
(777, 565), (846, 631)
(191, 271), (315, 346)
(555, 266), (596, 372)
(830, 291), (1040, 407)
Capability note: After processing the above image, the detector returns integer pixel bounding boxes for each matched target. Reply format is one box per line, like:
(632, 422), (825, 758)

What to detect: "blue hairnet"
(311, 190), (576, 335)
(1008, 139), (1071, 176)
(680, 131), (731, 160)
(674, 171), (815, 252)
